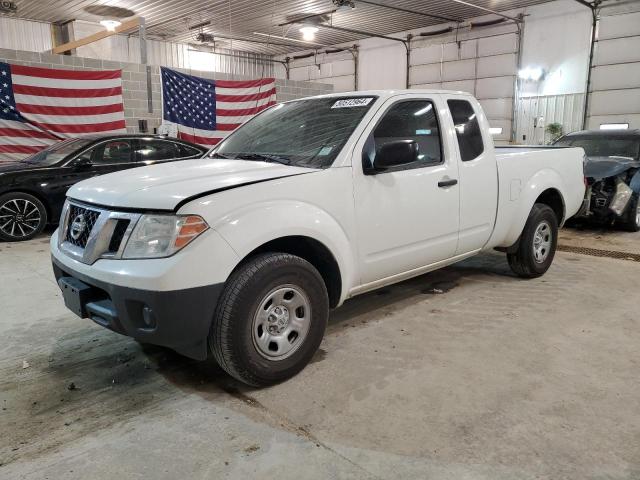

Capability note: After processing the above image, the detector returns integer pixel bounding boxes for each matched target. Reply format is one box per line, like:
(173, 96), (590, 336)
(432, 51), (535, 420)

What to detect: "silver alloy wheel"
(0, 198), (42, 239)
(532, 220), (552, 264)
(636, 202), (640, 227)
(252, 284), (312, 361)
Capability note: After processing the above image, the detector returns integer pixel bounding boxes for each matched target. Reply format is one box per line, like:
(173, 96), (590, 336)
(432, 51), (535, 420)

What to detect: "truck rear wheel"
(507, 203), (558, 278)
(209, 252), (329, 386)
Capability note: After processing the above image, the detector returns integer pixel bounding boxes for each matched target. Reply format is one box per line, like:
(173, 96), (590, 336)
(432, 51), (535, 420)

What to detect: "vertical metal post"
(511, 14), (525, 144)
(139, 17), (153, 114)
(582, 6), (599, 130)
(351, 45), (359, 91)
(405, 35), (412, 89)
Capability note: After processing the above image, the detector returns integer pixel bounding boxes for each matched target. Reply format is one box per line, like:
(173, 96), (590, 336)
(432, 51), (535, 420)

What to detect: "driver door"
(353, 95), (460, 285)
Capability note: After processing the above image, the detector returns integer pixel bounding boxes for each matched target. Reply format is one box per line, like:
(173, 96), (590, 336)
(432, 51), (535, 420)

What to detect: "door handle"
(438, 178), (458, 188)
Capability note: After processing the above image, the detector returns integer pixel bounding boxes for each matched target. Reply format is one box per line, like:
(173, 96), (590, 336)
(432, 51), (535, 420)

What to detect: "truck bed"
(486, 146), (585, 250)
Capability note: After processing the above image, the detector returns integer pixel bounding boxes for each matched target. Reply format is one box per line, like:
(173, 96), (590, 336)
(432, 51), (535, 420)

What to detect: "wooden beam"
(52, 18), (140, 54)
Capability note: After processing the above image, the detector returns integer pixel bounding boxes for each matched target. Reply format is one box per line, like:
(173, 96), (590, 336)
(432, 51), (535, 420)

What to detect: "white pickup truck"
(51, 90), (585, 386)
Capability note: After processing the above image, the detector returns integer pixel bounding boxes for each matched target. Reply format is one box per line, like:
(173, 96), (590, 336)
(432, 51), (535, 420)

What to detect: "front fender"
(500, 168), (567, 247)
(211, 200), (356, 304)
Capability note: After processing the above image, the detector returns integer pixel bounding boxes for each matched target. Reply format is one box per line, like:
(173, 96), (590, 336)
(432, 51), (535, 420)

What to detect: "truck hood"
(584, 156), (640, 181)
(68, 158), (317, 210)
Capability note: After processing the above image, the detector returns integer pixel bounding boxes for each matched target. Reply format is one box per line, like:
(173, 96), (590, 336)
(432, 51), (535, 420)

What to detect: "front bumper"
(52, 255), (223, 360)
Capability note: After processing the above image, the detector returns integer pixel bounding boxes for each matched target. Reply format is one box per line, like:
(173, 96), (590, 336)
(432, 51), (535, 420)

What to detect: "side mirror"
(372, 140), (419, 172)
(74, 156), (92, 169)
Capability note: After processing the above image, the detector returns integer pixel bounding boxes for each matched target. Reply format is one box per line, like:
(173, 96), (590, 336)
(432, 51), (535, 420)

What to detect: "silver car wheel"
(532, 220), (552, 264)
(252, 284), (311, 361)
(0, 199), (42, 239)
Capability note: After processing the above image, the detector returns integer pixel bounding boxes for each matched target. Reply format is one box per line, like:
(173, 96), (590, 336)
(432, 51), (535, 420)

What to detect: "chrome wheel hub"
(252, 285), (311, 361)
(635, 203), (640, 227)
(0, 199), (41, 239)
(533, 220), (552, 264)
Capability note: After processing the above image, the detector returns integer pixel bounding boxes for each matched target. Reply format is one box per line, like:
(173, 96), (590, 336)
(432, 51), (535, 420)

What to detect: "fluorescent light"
(252, 32), (327, 46)
(299, 25), (319, 41)
(100, 19), (122, 31)
(413, 104), (433, 116)
(489, 127), (503, 135)
(518, 67), (544, 81)
(600, 123), (629, 130)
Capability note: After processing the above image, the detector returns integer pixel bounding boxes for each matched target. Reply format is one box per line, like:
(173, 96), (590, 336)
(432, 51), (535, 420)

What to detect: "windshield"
(209, 96), (377, 168)
(21, 138), (93, 166)
(555, 135), (640, 160)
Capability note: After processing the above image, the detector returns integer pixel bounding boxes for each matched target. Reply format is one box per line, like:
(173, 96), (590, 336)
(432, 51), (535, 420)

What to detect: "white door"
(445, 96), (498, 255)
(353, 96), (460, 284)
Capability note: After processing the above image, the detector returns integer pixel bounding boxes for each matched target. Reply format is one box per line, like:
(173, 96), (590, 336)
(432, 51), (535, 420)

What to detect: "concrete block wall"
(0, 48), (333, 133)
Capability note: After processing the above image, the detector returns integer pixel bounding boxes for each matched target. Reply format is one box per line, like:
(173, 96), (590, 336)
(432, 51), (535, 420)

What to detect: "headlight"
(122, 215), (208, 259)
(610, 179), (633, 217)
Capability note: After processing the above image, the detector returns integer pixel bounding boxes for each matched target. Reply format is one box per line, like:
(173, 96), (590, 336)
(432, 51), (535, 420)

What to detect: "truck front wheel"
(507, 203), (558, 278)
(209, 252), (329, 386)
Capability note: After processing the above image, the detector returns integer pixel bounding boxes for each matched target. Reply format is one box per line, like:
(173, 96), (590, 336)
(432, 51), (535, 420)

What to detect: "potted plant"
(545, 122), (564, 144)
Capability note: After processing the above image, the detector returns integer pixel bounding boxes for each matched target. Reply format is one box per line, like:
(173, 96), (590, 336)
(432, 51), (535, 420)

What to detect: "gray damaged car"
(554, 130), (640, 231)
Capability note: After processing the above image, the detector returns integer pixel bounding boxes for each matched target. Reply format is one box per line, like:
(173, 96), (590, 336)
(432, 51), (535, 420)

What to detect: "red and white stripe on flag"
(164, 76), (276, 147)
(0, 63), (126, 161)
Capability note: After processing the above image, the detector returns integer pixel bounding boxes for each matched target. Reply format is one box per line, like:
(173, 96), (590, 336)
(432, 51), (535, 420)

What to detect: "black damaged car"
(0, 135), (206, 242)
(554, 129), (640, 231)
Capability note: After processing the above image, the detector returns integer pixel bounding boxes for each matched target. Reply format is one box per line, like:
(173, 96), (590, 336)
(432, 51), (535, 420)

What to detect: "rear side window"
(137, 139), (181, 161)
(179, 144), (203, 158)
(448, 99), (484, 162)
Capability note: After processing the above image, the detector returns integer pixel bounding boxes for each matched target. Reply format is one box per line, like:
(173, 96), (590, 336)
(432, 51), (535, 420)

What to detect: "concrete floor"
(1, 228), (639, 480)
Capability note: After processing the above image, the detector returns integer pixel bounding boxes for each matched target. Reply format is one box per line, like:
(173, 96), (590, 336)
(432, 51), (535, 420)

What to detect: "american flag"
(0, 62), (126, 161)
(161, 67), (276, 146)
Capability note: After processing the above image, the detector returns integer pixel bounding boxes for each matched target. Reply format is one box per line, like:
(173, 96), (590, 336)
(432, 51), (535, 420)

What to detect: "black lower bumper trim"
(52, 256), (224, 360)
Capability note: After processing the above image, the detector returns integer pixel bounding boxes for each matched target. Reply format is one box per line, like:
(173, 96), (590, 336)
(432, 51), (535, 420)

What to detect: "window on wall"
(448, 99), (484, 162)
(368, 100), (443, 170)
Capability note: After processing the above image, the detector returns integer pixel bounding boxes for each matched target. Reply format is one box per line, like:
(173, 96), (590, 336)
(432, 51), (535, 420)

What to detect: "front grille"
(108, 219), (130, 253)
(59, 202), (142, 265)
(65, 205), (101, 248)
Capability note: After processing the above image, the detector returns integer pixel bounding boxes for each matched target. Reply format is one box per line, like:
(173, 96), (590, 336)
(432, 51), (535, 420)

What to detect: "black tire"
(507, 203), (558, 278)
(210, 253), (329, 387)
(621, 194), (640, 232)
(0, 192), (48, 242)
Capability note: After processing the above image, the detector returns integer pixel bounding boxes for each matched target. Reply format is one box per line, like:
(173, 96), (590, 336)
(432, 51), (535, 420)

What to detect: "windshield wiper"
(234, 153), (292, 165)
(209, 152), (232, 159)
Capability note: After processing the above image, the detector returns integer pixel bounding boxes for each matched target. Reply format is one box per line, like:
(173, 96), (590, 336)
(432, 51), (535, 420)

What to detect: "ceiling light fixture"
(299, 25), (319, 41)
(600, 123), (629, 130)
(100, 19), (122, 31)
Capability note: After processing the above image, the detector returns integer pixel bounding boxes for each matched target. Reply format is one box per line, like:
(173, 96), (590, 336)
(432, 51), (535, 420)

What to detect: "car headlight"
(122, 215), (208, 259)
(610, 179), (633, 217)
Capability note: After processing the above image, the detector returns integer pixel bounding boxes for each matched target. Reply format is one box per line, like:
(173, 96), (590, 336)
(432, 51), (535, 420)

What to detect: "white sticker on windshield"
(318, 146), (333, 156)
(331, 98), (373, 109)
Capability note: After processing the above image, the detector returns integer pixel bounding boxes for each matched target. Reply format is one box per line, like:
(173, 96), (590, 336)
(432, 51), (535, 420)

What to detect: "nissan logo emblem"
(70, 214), (87, 241)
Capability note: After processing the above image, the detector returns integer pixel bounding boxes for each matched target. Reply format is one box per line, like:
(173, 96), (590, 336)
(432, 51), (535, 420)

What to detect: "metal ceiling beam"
(573, 0), (596, 9)
(195, 31), (311, 49)
(278, 9), (338, 27)
(357, 0), (460, 23)
(449, 0), (523, 23)
(316, 23), (408, 47)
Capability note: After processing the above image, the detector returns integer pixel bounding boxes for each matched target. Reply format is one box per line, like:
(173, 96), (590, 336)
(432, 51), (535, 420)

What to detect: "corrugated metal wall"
(289, 50), (356, 92)
(586, 10), (640, 129)
(408, 24), (520, 143)
(0, 17), (52, 52)
(516, 93), (585, 144)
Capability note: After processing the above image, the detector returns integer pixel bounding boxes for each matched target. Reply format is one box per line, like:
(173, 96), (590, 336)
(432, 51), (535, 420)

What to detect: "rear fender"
(501, 169), (566, 247)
